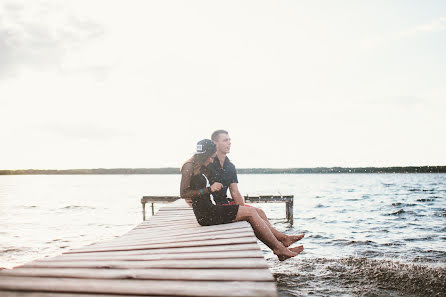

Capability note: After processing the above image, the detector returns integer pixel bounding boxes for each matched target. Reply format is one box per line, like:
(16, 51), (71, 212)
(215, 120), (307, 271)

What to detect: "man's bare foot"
(289, 245), (304, 255)
(281, 233), (305, 247)
(274, 247), (301, 262)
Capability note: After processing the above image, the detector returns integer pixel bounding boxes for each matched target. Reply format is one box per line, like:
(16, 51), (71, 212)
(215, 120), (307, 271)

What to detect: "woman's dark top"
(181, 162), (239, 226)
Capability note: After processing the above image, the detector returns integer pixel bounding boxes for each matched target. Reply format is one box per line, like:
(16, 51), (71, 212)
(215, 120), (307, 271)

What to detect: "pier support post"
(286, 198), (294, 226)
(142, 202), (146, 221)
(285, 199), (289, 221)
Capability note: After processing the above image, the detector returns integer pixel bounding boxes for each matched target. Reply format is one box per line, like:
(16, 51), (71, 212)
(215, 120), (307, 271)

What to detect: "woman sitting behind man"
(180, 139), (304, 261)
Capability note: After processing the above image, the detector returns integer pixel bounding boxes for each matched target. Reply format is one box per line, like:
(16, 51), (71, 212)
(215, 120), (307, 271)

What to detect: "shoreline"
(1, 166), (446, 175)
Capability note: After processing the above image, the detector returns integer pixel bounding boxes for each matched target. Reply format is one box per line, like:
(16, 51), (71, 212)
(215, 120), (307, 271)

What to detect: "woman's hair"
(194, 151), (212, 164)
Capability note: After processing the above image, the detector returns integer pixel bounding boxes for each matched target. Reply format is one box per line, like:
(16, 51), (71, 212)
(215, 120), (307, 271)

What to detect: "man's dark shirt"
(208, 156), (238, 205)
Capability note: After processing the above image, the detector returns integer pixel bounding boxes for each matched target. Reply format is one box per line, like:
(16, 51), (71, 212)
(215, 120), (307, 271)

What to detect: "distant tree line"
(0, 168), (180, 175)
(0, 166), (445, 175)
(237, 166), (446, 174)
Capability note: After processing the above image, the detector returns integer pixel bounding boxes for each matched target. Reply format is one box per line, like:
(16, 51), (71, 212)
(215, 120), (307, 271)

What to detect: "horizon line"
(1, 165), (446, 170)
(1, 166), (445, 175)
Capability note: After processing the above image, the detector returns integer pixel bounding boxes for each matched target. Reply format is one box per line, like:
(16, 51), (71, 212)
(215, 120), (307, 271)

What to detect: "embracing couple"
(180, 130), (304, 261)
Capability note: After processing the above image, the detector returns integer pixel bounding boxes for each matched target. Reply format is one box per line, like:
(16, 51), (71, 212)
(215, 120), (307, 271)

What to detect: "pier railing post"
(285, 196), (294, 226)
(285, 196), (289, 222)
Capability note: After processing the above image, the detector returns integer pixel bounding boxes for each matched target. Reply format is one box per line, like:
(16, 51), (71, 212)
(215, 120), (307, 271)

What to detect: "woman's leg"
(254, 207), (305, 247)
(234, 206), (303, 261)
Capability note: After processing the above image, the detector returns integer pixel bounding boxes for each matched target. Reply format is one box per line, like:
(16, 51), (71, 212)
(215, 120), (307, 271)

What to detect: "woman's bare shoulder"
(181, 159), (195, 173)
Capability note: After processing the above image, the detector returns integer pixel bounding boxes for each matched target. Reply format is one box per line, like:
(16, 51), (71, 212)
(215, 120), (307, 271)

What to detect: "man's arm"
(228, 183), (245, 206)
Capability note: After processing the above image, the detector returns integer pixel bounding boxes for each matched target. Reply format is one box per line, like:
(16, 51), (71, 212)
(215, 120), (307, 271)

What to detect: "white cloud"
(0, 0), (104, 78)
(401, 16), (446, 36)
(360, 16), (446, 49)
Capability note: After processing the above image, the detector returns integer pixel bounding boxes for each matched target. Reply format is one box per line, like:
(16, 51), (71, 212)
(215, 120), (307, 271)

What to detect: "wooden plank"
(133, 222), (200, 230)
(81, 231), (255, 250)
(1, 268), (274, 281)
(95, 226), (252, 241)
(0, 292), (152, 297)
(245, 195), (293, 203)
(133, 221), (248, 232)
(21, 258), (269, 269)
(0, 276), (277, 297)
(139, 214), (196, 220)
(146, 212), (195, 217)
(65, 237), (258, 254)
(141, 196), (180, 203)
(35, 250), (264, 262)
(135, 218), (198, 225)
(72, 230), (254, 249)
(121, 224), (252, 239)
(152, 208), (193, 212)
(83, 232), (254, 248)
(58, 243), (261, 258)
(96, 227), (253, 247)
(140, 216), (197, 222)
(157, 207), (192, 211)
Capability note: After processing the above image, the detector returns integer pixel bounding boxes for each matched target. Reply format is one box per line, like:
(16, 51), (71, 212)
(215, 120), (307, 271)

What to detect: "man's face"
(214, 133), (231, 154)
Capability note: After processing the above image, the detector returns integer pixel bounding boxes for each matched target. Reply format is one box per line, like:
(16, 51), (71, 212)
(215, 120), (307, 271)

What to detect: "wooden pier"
(0, 199), (278, 297)
(142, 195), (294, 225)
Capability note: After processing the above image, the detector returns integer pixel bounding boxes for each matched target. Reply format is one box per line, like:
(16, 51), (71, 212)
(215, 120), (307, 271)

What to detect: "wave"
(387, 209), (406, 215)
(272, 257), (446, 297)
(417, 198), (436, 202)
(329, 239), (378, 247)
(391, 202), (416, 207)
(60, 205), (96, 210)
(0, 248), (21, 253)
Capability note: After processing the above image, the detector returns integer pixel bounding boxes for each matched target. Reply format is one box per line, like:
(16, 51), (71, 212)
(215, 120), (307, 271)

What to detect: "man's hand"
(210, 182), (223, 193)
(184, 198), (193, 207)
(229, 183), (245, 206)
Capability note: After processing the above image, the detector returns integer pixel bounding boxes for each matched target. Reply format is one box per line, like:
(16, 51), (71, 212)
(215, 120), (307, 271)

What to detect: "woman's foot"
(281, 233), (305, 247)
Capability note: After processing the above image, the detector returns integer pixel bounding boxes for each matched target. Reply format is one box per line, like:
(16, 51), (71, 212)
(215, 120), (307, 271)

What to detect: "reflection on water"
(1, 173), (445, 296)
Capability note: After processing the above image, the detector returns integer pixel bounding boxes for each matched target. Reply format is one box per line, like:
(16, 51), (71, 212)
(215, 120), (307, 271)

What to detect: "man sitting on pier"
(209, 129), (304, 246)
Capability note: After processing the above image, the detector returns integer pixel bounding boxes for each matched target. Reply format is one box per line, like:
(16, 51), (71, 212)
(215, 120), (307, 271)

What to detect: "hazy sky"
(1, 0), (445, 169)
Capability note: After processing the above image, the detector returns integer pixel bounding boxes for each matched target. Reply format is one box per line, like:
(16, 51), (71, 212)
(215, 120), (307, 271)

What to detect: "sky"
(0, 0), (445, 169)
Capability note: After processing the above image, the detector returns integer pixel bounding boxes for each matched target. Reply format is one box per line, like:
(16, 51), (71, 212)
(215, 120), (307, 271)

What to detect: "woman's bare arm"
(180, 162), (209, 198)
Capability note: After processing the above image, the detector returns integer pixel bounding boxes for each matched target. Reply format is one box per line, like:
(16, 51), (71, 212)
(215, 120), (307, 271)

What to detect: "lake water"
(0, 174), (445, 296)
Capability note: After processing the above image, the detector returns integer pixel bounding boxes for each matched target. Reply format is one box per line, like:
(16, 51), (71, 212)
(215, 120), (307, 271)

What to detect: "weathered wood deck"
(0, 199), (278, 297)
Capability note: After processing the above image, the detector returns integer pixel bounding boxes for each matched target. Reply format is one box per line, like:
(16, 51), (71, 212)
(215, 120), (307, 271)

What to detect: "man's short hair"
(211, 130), (228, 141)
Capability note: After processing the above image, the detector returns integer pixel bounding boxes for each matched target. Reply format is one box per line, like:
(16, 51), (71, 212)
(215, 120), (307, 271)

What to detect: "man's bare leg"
(254, 207), (305, 247)
(234, 206), (303, 261)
